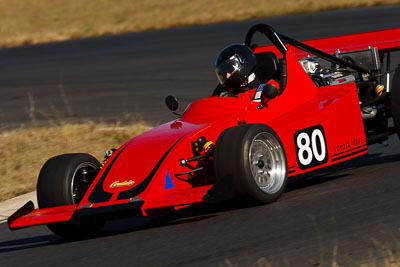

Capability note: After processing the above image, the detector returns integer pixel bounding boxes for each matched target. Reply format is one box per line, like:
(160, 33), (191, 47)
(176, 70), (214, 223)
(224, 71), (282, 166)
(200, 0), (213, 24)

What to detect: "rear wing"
(255, 28), (400, 58)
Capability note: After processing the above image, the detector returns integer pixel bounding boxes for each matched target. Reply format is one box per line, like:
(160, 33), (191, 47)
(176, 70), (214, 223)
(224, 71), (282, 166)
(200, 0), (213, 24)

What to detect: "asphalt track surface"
(1, 5), (400, 267)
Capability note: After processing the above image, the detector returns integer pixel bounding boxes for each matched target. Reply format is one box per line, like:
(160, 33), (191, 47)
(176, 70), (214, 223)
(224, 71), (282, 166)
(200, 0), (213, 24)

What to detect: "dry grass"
(0, 0), (399, 48)
(0, 121), (151, 201)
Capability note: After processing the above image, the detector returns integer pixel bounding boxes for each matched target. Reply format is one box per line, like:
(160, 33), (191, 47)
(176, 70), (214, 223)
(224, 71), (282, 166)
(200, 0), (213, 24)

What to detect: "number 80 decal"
(294, 125), (328, 169)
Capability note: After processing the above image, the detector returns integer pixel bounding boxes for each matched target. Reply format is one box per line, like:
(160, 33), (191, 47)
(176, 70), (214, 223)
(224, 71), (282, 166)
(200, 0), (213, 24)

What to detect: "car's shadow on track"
(286, 152), (400, 191)
(0, 200), (252, 253)
(0, 208), (223, 253)
(0, 233), (58, 253)
(2, 152), (400, 252)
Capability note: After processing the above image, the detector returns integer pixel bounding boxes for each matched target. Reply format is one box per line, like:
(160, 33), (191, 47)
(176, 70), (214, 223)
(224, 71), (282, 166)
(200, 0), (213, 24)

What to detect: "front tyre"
(214, 124), (288, 204)
(37, 153), (103, 238)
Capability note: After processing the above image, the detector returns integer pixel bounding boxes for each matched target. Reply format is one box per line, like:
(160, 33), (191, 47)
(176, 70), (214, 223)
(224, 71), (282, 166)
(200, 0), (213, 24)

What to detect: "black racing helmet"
(215, 44), (257, 89)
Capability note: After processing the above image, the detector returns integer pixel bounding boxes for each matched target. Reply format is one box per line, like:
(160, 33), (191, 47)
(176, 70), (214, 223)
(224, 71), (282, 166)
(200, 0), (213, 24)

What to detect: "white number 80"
(297, 129), (326, 166)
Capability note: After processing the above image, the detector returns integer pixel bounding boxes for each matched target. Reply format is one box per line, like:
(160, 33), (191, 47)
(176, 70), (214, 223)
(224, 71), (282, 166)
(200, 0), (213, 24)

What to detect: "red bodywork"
(255, 28), (400, 56)
(8, 27), (400, 230)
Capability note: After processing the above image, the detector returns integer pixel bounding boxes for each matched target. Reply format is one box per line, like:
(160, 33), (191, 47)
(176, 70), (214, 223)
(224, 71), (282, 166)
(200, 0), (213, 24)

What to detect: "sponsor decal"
(333, 137), (364, 154)
(165, 171), (175, 190)
(109, 180), (135, 188)
(116, 135), (186, 200)
(129, 197), (142, 202)
(331, 137), (367, 162)
(253, 84), (265, 102)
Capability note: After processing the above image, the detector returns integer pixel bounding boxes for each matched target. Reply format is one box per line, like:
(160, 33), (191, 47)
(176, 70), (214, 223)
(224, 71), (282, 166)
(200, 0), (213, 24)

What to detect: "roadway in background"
(0, 5), (399, 129)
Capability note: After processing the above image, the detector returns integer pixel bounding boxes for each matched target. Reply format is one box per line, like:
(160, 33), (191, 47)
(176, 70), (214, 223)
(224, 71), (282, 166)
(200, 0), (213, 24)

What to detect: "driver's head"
(215, 44), (257, 92)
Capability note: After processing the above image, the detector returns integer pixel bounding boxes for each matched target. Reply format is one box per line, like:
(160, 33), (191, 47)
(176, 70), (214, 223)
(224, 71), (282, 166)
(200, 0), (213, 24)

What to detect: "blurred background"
(0, 0), (399, 128)
(0, 0), (398, 48)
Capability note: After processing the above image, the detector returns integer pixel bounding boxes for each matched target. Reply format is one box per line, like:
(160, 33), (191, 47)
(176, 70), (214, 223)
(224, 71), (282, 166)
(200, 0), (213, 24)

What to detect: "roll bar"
(243, 24), (371, 86)
(244, 24), (288, 54)
(244, 24), (288, 91)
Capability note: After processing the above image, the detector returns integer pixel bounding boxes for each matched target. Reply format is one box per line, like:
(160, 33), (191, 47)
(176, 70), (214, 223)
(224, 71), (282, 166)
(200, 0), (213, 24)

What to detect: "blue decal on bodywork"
(165, 171), (175, 189)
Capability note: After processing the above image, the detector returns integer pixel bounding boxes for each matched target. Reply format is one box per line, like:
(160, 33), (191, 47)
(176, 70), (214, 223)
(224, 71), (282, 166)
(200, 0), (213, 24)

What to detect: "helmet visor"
(215, 54), (244, 86)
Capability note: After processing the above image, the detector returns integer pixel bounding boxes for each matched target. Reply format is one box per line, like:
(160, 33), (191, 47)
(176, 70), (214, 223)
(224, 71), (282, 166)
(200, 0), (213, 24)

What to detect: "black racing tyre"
(37, 153), (103, 238)
(214, 124), (288, 204)
(391, 66), (400, 140)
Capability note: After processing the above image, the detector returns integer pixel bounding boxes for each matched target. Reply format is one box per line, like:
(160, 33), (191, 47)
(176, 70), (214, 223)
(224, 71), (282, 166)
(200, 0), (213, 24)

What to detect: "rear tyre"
(37, 153), (103, 238)
(214, 124), (288, 204)
(391, 66), (400, 140)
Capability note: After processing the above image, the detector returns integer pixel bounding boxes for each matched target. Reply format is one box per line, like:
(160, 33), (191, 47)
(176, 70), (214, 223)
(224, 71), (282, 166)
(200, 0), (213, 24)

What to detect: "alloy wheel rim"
(249, 132), (286, 194)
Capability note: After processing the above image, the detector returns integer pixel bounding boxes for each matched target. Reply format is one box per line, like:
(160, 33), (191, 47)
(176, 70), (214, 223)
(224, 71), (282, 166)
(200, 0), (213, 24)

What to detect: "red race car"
(8, 24), (400, 237)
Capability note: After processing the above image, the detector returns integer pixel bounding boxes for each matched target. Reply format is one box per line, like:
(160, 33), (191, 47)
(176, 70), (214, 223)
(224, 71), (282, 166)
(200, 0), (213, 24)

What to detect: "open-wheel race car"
(8, 24), (400, 238)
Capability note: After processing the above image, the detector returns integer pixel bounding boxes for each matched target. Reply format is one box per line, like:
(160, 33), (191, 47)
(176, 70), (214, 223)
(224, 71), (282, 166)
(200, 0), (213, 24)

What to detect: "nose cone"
(86, 120), (207, 204)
